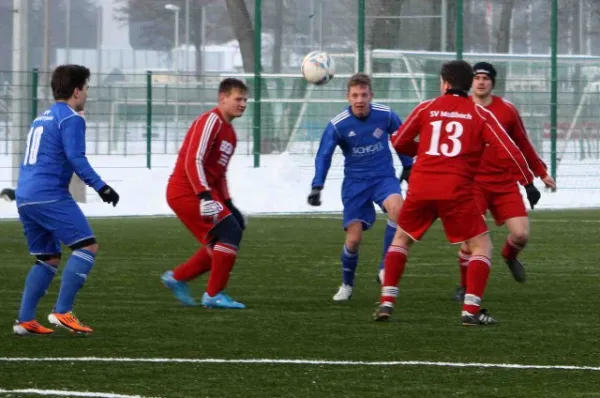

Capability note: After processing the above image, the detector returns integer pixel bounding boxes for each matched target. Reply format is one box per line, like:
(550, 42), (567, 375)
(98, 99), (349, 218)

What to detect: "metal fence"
(2, 0), (599, 190)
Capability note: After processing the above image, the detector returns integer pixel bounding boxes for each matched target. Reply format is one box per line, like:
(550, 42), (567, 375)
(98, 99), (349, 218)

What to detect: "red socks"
(462, 255), (491, 315)
(458, 249), (471, 288)
(173, 246), (212, 282)
(502, 237), (524, 260)
(379, 245), (408, 306)
(206, 243), (238, 297)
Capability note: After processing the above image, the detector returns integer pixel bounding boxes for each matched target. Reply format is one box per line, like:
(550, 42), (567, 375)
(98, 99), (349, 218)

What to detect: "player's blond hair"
(347, 73), (372, 93)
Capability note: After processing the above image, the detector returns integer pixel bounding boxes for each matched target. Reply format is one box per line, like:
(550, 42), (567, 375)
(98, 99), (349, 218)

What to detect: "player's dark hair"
(440, 60), (473, 92)
(219, 78), (248, 95)
(51, 64), (91, 101)
(347, 73), (372, 92)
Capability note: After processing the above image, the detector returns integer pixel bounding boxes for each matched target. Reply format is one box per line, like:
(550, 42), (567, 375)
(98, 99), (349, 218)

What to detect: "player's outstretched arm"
(62, 116), (119, 206)
(388, 110), (414, 176)
(479, 108), (535, 187)
(392, 100), (433, 157)
(507, 103), (556, 190)
(308, 123), (339, 206)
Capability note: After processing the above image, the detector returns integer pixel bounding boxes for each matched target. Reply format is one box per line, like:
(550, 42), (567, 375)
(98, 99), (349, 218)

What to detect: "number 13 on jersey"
(425, 120), (463, 157)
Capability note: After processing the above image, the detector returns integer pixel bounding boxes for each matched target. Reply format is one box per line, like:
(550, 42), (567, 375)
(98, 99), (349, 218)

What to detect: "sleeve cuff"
(92, 180), (107, 192)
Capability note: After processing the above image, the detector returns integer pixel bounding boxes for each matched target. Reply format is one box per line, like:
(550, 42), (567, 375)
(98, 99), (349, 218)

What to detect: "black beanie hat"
(472, 62), (497, 87)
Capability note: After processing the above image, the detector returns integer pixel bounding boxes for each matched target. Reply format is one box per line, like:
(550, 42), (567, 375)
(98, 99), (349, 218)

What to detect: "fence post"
(456, 0), (464, 60)
(31, 68), (39, 121)
(146, 71), (152, 169)
(357, 0), (365, 72)
(253, 0), (262, 167)
(550, 0), (558, 188)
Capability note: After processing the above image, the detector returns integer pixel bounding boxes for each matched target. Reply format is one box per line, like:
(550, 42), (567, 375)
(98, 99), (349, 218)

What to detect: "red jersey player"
(453, 62), (557, 302)
(161, 78), (248, 309)
(373, 60), (535, 326)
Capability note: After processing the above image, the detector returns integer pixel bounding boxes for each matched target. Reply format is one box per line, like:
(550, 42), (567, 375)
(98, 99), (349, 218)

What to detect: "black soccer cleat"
(373, 304), (393, 322)
(461, 308), (497, 326)
(1, 188), (15, 202)
(453, 286), (466, 302)
(504, 256), (527, 283)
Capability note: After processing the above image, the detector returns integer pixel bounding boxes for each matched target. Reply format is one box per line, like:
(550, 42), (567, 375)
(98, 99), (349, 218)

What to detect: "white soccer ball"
(301, 51), (335, 85)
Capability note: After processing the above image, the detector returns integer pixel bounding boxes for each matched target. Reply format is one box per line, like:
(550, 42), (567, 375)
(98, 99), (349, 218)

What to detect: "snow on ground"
(1, 142), (600, 220)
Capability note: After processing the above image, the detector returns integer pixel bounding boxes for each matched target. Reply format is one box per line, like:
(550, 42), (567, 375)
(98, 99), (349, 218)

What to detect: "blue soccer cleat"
(201, 292), (246, 309)
(161, 271), (197, 306)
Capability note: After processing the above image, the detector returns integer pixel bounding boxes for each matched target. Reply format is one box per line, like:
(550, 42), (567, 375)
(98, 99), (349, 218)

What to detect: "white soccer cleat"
(333, 284), (353, 301)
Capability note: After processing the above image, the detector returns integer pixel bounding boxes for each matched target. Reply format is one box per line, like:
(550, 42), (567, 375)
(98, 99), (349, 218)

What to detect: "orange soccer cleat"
(13, 320), (55, 336)
(48, 312), (93, 334)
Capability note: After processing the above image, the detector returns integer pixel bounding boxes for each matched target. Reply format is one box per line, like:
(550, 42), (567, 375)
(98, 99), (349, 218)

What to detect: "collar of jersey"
(445, 89), (468, 98)
(347, 104), (371, 121)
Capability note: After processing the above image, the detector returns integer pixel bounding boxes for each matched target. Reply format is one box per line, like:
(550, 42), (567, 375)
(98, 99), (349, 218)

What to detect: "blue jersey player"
(12, 65), (120, 336)
(307, 73), (412, 301)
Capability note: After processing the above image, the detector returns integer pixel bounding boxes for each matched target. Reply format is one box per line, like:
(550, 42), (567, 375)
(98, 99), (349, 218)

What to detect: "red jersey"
(392, 91), (534, 200)
(168, 107), (237, 200)
(474, 95), (548, 186)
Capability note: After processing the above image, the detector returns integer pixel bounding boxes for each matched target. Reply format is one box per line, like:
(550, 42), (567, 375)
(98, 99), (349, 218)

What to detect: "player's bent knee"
(383, 194), (403, 219)
(70, 238), (98, 253)
(345, 238), (361, 252)
(510, 230), (529, 245)
(36, 253), (61, 266)
(212, 215), (243, 247)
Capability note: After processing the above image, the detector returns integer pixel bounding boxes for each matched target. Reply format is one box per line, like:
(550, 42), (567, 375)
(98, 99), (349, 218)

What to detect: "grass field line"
(1, 357), (600, 372)
(0, 388), (152, 398)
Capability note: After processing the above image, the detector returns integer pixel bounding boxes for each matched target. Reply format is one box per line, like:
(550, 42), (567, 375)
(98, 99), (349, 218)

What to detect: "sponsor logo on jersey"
(352, 141), (384, 156)
(348, 131), (356, 137)
(372, 128), (383, 139)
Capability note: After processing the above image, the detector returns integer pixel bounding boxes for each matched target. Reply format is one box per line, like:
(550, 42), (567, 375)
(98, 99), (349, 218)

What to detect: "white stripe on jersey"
(474, 105), (533, 182)
(371, 103), (391, 112)
(196, 113), (219, 190)
(331, 110), (350, 125)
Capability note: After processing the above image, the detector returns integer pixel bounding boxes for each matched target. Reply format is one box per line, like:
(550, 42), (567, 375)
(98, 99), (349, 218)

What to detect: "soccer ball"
(301, 51), (335, 85)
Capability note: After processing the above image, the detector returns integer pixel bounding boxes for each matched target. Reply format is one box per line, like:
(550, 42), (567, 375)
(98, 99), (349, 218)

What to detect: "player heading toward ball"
(374, 60), (535, 326)
(161, 78), (248, 309)
(308, 73), (413, 301)
(13, 64), (120, 336)
(453, 62), (557, 301)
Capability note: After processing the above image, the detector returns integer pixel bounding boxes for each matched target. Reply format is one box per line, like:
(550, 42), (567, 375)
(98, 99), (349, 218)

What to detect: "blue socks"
(341, 245), (358, 286)
(18, 261), (57, 322)
(379, 219), (397, 271)
(55, 249), (96, 314)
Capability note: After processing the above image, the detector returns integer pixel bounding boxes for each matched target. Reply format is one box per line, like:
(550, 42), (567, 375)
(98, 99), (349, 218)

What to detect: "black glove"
(400, 165), (412, 183)
(98, 185), (120, 207)
(225, 199), (245, 230)
(307, 187), (322, 206)
(525, 184), (541, 209)
(1, 188), (15, 202)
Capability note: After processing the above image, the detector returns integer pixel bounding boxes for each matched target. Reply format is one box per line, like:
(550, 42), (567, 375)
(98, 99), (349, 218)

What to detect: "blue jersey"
(16, 103), (105, 205)
(311, 103), (413, 188)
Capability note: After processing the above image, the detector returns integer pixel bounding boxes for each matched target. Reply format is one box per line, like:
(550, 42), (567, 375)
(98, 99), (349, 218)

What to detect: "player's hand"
(0, 188), (15, 202)
(225, 199), (246, 230)
(524, 184), (541, 209)
(98, 185), (120, 207)
(400, 165), (412, 183)
(200, 198), (224, 217)
(541, 174), (556, 190)
(307, 187), (322, 206)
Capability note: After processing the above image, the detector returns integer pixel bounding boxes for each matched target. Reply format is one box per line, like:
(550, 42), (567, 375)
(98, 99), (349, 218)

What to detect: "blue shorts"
(341, 176), (402, 230)
(18, 198), (95, 256)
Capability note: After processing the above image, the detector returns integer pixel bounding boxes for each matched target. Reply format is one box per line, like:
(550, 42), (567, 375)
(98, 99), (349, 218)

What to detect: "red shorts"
(398, 193), (488, 244)
(166, 186), (231, 245)
(474, 183), (527, 226)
